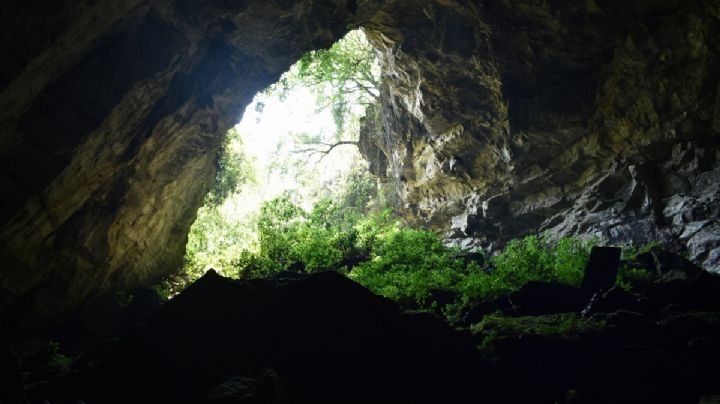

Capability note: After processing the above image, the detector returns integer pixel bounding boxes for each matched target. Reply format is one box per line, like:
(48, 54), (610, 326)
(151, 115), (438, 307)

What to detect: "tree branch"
(292, 140), (360, 160)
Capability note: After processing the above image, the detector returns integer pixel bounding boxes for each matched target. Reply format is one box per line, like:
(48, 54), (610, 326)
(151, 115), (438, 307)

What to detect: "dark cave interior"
(1, 0), (720, 403)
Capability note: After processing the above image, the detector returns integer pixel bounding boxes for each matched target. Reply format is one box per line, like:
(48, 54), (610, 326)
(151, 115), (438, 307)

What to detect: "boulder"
(581, 247), (621, 293)
(34, 271), (484, 404)
(509, 282), (589, 316)
(463, 281), (588, 324)
(0, 348), (26, 404)
(636, 248), (704, 282)
(581, 287), (646, 316)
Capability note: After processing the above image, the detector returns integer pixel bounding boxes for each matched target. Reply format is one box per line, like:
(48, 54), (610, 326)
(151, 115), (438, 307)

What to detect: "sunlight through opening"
(173, 29), (386, 293)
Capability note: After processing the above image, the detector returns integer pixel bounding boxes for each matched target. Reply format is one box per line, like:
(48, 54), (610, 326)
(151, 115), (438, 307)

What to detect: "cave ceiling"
(1, 0), (718, 326)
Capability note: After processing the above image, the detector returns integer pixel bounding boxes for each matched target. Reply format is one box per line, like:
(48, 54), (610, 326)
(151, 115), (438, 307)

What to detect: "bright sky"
(186, 29), (374, 265)
(238, 86), (335, 168)
(218, 82), (363, 229)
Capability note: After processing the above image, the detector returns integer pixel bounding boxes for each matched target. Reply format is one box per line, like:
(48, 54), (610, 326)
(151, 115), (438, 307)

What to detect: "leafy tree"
(243, 181), (389, 276)
(267, 29), (380, 159)
(256, 192), (305, 268)
(206, 127), (255, 206)
(350, 229), (469, 307)
(177, 127), (257, 293)
(491, 235), (593, 288)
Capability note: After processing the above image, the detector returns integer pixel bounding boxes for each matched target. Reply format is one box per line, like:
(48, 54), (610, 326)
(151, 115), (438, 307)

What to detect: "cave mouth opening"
(164, 29), (388, 295)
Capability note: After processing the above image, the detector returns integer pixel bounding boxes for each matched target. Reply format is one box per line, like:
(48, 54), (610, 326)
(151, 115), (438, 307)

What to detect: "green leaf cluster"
(350, 229), (468, 306)
(471, 313), (607, 355)
(616, 241), (659, 290)
(239, 191), (395, 278)
(206, 128), (255, 207)
(266, 29), (379, 142)
(488, 235), (595, 293)
(351, 234), (596, 313)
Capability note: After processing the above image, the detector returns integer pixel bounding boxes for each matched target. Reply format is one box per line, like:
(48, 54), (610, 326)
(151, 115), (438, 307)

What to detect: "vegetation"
(488, 235), (594, 291)
(173, 28), (663, 322)
(175, 30), (382, 297)
(205, 128), (255, 207)
(470, 313), (607, 355)
(237, 171), (393, 279)
(616, 241), (659, 290)
(267, 29), (379, 159)
(231, 218), (661, 320)
(183, 149), (659, 311)
(47, 341), (74, 372)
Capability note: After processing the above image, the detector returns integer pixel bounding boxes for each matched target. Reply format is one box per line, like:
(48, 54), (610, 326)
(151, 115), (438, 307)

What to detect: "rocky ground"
(2, 248), (719, 404)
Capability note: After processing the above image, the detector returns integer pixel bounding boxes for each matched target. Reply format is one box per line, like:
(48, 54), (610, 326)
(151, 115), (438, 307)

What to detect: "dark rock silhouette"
(31, 271), (484, 404)
(18, 261), (720, 404)
(1, 0), (718, 327)
(581, 247), (621, 293)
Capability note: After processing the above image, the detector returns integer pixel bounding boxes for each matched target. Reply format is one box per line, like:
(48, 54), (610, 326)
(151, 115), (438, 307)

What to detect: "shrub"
(233, 195), (398, 278)
(350, 228), (467, 306)
(615, 241), (660, 291)
(470, 313), (607, 355)
(491, 235), (593, 289)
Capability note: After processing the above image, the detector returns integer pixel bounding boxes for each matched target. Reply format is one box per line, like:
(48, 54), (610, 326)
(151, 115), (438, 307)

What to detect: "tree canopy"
(266, 29), (380, 159)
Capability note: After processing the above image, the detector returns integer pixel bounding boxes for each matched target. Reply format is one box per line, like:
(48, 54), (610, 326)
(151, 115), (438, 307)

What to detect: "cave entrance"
(166, 29), (387, 294)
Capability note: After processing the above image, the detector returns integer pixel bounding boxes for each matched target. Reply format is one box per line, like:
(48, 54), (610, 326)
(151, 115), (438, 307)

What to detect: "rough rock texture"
(14, 267), (720, 403)
(30, 271), (485, 403)
(2, 0), (719, 326)
(359, 0), (720, 269)
(0, 0), (378, 326)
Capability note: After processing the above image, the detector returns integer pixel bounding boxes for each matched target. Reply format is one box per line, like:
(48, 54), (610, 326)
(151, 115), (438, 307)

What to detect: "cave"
(1, 0), (720, 403)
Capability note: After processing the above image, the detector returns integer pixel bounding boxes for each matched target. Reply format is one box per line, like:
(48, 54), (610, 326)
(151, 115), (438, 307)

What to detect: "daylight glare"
(181, 29), (379, 280)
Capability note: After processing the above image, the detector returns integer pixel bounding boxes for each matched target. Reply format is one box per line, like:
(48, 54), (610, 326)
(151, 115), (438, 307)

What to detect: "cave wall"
(0, 0), (376, 326)
(360, 0), (720, 269)
(2, 0), (719, 326)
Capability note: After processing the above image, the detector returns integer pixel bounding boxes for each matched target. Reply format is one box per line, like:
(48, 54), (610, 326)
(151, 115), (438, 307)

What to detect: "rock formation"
(359, 0), (720, 269)
(0, 0), (379, 326)
(1, 0), (718, 326)
(14, 264), (720, 403)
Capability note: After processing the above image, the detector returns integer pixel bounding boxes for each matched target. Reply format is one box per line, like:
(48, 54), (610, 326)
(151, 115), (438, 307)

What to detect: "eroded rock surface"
(2, 0), (719, 326)
(0, 0), (379, 326)
(30, 271), (484, 403)
(13, 267), (720, 404)
(360, 0), (720, 269)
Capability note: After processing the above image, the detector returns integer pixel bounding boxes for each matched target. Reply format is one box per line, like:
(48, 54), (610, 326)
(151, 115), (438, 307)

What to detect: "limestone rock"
(0, 0), (380, 326)
(360, 0), (720, 269)
(2, 0), (719, 326)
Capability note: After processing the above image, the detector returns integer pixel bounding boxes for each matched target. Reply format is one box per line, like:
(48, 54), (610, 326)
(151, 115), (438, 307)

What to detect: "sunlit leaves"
(206, 128), (256, 206)
(266, 29), (379, 150)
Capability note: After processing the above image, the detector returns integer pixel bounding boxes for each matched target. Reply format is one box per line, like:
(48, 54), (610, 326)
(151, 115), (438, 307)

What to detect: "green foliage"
(351, 234), (595, 314)
(491, 235), (594, 289)
(233, 250), (281, 279)
(616, 266), (655, 291)
(291, 30), (378, 136)
(233, 221), (600, 316)
(238, 192), (395, 277)
(338, 168), (377, 214)
(440, 235), (596, 310)
(47, 341), (74, 372)
(266, 29), (379, 154)
(206, 128), (255, 207)
(616, 241), (660, 290)
(350, 229), (467, 306)
(470, 313), (607, 355)
(184, 204), (253, 277)
(620, 240), (660, 261)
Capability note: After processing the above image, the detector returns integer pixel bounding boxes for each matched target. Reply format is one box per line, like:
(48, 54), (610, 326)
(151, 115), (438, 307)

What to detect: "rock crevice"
(0, 0), (373, 325)
(1, 0), (719, 325)
(359, 0), (720, 268)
